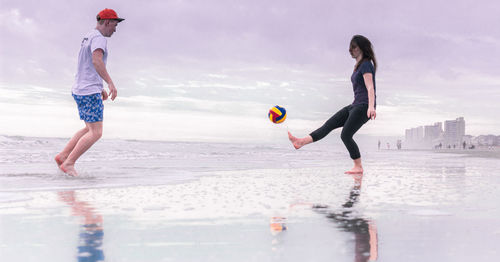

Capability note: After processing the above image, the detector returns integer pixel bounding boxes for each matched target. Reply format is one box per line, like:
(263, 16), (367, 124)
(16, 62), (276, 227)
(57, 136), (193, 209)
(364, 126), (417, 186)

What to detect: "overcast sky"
(1, 0), (499, 142)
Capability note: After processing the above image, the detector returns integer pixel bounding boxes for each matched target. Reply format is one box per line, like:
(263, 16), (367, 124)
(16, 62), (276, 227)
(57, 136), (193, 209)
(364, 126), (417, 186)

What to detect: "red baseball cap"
(96, 8), (125, 22)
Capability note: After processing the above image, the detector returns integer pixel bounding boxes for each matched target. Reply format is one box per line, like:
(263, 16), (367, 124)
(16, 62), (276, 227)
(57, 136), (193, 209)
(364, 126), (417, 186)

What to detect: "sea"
(0, 135), (346, 192)
(1, 135), (499, 261)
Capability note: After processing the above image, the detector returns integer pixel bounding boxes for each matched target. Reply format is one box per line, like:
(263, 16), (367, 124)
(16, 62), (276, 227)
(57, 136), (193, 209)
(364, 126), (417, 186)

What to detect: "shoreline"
(390, 148), (500, 159)
(433, 148), (500, 159)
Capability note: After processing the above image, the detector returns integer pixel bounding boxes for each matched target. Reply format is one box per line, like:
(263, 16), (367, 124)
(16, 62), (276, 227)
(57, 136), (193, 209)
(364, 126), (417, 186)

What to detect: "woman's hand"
(367, 107), (376, 120)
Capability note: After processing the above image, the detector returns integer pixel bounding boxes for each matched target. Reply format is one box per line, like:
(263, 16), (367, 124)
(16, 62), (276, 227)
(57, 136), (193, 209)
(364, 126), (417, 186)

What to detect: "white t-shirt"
(72, 29), (108, 95)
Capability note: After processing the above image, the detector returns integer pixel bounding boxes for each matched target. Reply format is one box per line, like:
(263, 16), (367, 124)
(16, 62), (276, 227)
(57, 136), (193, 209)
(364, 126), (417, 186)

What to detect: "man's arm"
(92, 49), (117, 100)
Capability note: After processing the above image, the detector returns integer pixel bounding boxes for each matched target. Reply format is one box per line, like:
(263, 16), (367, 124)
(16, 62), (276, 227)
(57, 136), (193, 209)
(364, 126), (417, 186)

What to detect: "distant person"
(386, 142), (390, 150)
(463, 141), (466, 150)
(397, 140), (402, 150)
(288, 35), (377, 174)
(378, 140), (381, 150)
(55, 9), (125, 176)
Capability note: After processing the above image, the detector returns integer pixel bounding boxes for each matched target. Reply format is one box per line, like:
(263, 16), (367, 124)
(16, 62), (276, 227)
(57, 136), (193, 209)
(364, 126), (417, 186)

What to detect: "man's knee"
(94, 128), (102, 139)
(88, 124), (103, 139)
(93, 128), (103, 139)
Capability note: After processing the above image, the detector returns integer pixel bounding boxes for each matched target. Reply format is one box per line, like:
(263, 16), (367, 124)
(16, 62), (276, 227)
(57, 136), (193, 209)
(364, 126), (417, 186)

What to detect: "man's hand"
(101, 90), (108, 100)
(108, 83), (117, 101)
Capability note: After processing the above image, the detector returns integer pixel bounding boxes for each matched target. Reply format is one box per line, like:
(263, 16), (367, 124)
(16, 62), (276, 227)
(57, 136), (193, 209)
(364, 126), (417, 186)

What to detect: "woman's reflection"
(315, 174), (378, 262)
(58, 191), (104, 262)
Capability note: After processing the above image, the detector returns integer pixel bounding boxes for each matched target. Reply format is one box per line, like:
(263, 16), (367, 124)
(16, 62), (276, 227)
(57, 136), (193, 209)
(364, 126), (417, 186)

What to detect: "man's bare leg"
(55, 127), (90, 166)
(60, 122), (103, 176)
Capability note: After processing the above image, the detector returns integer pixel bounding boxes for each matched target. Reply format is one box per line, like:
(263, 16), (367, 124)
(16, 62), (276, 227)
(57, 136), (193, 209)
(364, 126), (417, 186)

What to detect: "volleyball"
(268, 105), (287, 124)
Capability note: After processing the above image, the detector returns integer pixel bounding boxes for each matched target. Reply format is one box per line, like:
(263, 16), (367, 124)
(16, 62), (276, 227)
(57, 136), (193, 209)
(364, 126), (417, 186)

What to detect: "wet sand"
(1, 141), (500, 261)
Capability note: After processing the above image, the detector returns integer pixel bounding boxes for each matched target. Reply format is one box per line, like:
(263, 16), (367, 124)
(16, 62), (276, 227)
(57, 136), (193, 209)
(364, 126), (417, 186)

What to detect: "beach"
(434, 148), (500, 159)
(1, 135), (500, 261)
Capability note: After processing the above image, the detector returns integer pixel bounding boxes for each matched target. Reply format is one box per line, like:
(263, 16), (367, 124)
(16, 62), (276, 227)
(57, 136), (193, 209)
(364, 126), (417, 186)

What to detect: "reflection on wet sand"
(58, 191), (104, 262)
(315, 174), (378, 262)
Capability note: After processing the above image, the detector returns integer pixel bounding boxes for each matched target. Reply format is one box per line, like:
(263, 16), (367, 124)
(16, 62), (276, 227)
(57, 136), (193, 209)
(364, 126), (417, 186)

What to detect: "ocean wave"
(0, 135), (343, 191)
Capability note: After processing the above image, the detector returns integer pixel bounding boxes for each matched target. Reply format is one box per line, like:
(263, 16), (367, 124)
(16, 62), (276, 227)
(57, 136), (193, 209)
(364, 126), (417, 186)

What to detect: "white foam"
(0, 136), (342, 191)
(408, 209), (452, 216)
(0, 192), (33, 203)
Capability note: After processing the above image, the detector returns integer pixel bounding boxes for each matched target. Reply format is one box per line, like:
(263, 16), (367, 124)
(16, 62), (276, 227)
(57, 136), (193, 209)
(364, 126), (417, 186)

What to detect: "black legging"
(310, 104), (369, 159)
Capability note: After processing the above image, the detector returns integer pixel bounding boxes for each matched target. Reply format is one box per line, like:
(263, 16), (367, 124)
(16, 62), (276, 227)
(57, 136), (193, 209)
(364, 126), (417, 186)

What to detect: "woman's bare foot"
(288, 131), (312, 149)
(345, 158), (364, 174)
(60, 162), (78, 177)
(344, 167), (363, 174)
(288, 131), (301, 149)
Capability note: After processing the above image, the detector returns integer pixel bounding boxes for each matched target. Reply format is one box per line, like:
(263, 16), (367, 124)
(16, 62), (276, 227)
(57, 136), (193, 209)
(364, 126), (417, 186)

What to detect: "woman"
(288, 35), (377, 174)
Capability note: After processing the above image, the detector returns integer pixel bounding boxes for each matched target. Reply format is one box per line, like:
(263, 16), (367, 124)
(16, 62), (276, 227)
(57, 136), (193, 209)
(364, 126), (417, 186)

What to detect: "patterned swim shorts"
(72, 93), (104, 123)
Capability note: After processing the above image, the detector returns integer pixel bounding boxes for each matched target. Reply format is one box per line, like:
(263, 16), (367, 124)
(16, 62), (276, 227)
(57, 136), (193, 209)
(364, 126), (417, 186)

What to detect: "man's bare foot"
(288, 131), (304, 149)
(344, 167), (363, 174)
(60, 162), (78, 177)
(54, 154), (65, 167)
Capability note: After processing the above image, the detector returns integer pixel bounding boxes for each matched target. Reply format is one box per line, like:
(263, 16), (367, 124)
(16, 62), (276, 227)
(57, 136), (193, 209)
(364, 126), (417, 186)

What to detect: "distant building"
(404, 117), (500, 149)
(443, 117), (465, 147)
(424, 122), (443, 142)
(405, 126), (424, 147)
(405, 129), (411, 142)
(405, 126), (423, 142)
(404, 117), (471, 149)
(473, 135), (499, 146)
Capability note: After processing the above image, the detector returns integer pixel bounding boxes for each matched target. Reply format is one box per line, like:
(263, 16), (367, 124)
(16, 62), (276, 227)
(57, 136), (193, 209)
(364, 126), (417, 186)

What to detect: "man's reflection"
(58, 191), (104, 262)
(315, 174), (378, 262)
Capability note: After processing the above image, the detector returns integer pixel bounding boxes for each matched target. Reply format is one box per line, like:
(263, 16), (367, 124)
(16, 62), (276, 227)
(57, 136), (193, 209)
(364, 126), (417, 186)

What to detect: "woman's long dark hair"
(351, 35), (377, 72)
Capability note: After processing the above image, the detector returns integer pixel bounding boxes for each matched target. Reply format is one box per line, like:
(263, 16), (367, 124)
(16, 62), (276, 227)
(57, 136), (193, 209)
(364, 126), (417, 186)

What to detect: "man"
(55, 9), (124, 176)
